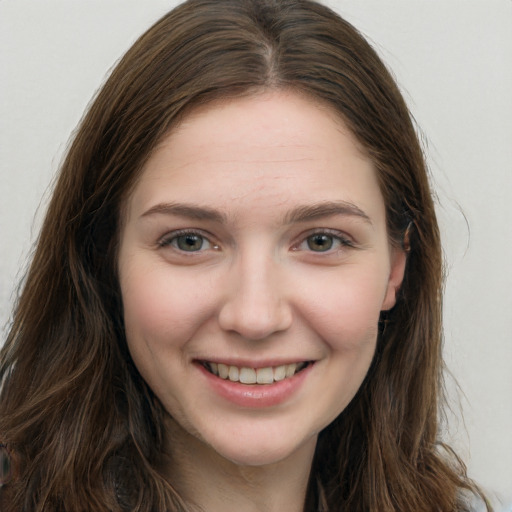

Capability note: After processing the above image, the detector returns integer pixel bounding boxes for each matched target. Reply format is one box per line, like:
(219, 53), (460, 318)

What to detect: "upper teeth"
(206, 362), (307, 384)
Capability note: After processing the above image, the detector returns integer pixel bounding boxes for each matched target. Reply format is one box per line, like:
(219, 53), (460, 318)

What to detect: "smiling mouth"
(201, 361), (311, 385)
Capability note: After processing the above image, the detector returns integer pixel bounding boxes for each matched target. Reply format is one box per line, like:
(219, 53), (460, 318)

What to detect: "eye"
(159, 231), (215, 252)
(306, 233), (335, 252)
(294, 231), (353, 253)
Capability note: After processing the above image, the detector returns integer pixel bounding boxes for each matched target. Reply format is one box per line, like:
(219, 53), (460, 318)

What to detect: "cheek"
(294, 264), (387, 347)
(120, 262), (216, 348)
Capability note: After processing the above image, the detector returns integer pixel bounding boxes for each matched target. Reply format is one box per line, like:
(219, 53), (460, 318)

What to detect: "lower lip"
(197, 363), (313, 408)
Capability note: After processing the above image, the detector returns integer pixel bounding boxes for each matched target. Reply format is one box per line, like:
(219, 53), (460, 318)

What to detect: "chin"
(201, 427), (319, 468)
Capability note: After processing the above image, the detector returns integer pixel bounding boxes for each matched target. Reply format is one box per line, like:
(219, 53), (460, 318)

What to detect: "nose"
(218, 253), (293, 340)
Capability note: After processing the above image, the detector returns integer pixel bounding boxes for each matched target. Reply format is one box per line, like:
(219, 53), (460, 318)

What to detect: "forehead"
(163, 90), (367, 165)
(124, 91), (384, 224)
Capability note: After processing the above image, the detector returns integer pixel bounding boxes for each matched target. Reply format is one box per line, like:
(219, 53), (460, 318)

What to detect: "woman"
(0, 0), (491, 510)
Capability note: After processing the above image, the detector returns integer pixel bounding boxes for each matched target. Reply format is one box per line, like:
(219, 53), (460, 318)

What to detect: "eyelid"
(157, 228), (219, 251)
(156, 227), (356, 253)
(291, 228), (356, 252)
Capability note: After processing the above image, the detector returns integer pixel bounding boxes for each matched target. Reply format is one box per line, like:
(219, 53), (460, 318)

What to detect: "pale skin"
(118, 91), (406, 512)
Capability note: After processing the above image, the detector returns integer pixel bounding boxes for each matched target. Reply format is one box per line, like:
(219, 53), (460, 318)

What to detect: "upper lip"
(195, 358), (313, 369)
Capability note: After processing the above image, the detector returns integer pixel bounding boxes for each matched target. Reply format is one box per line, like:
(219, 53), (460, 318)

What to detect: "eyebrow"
(141, 202), (227, 223)
(284, 201), (372, 225)
(141, 200), (371, 225)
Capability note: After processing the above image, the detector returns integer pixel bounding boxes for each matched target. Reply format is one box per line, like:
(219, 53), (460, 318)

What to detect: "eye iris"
(177, 234), (203, 251)
(307, 234), (333, 252)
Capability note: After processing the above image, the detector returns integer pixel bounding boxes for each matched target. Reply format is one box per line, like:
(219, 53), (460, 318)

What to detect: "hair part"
(1, 1), (490, 510)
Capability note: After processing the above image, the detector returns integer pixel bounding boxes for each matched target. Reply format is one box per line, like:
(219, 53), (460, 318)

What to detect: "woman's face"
(118, 91), (405, 467)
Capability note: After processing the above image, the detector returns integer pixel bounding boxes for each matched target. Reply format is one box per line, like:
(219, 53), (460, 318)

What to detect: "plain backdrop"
(1, 1), (511, 509)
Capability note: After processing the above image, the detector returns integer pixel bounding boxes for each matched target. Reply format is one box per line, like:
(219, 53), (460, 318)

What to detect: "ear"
(381, 247), (407, 311)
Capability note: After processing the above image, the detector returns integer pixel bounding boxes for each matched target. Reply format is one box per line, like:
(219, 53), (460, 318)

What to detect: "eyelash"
(158, 229), (218, 253)
(292, 229), (355, 253)
(158, 228), (355, 255)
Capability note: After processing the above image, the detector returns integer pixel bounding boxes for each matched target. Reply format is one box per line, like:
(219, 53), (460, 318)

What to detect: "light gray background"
(1, 1), (511, 508)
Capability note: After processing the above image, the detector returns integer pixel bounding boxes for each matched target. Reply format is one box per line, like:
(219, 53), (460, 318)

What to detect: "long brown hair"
(0, 1), (490, 510)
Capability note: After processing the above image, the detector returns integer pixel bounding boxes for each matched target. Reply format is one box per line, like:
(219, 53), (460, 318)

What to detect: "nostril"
(218, 292), (293, 340)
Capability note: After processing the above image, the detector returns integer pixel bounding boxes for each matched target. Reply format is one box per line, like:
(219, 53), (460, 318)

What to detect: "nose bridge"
(218, 245), (292, 340)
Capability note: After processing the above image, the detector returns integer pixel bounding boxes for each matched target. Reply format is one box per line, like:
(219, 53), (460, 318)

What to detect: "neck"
(161, 416), (317, 512)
